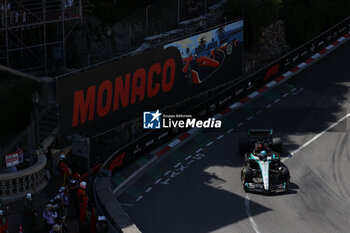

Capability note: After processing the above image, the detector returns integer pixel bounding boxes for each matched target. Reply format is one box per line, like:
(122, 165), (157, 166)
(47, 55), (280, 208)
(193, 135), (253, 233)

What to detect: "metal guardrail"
(94, 16), (350, 233)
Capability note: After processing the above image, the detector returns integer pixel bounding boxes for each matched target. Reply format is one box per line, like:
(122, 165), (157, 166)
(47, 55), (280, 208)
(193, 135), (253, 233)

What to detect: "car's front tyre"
(281, 166), (290, 181)
(280, 166), (290, 190)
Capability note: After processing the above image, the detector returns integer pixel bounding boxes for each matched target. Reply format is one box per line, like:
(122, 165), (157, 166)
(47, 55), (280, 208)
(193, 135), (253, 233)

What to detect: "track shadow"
(125, 169), (272, 233)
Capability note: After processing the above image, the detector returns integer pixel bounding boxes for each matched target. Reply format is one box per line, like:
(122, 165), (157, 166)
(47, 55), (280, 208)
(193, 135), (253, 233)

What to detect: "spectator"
(19, 0), (26, 25)
(6, 0), (11, 26)
(17, 147), (24, 163)
(50, 224), (63, 233)
(77, 181), (88, 224)
(53, 194), (63, 216)
(59, 216), (68, 233)
(23, 193), (38, 233)
(65, 0), (74, 17)
(0, 210), (8, 233)
(6, 165), (17, 173)
(43, 204), (58, 229)
(58, 186), (69, 210)
(67, 0), (74, 8)
(49, 198), (57, 206)
(14, 8), (18, 25)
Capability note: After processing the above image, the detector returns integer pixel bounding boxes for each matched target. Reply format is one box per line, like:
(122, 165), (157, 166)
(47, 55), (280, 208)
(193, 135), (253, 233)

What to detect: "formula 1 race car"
(239, 129), (290, 193)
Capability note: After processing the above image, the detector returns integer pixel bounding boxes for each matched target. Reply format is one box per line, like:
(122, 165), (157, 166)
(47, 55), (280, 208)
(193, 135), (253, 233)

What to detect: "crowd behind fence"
(0, 0), (80, 28)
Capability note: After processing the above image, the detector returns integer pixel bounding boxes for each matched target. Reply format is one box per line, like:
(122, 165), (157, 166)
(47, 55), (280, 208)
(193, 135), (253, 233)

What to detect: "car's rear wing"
(248, 129), (273, 140)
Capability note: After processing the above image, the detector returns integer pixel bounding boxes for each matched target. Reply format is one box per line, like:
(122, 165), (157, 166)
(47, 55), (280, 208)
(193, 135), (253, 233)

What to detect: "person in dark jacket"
(23, 193), (38, 233)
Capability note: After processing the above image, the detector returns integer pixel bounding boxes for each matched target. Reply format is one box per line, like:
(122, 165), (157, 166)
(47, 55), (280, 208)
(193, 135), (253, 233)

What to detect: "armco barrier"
(94, 16), (350, 232)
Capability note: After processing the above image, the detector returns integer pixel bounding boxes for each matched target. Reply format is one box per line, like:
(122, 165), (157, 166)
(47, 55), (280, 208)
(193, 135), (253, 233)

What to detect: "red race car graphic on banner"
(164, 20), (243, 84)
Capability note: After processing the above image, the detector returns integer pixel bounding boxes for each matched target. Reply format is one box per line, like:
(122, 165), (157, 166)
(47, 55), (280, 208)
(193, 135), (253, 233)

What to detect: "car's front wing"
(244, 182), (288, 193)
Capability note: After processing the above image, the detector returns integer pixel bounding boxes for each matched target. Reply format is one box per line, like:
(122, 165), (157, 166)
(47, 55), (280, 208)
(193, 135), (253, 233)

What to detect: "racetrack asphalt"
(116, 39), (350, 233)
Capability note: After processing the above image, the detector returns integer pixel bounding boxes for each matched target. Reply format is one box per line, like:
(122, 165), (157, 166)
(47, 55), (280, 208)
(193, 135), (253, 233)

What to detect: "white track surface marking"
(196, 148), (203, 153)
(136, 195), (143, 202)
(154, 178), (162, 184)
(145, 187), (152, 193)
(164, 170), (171, 176)
(206, 141), (214, 146)
(227, 128), (234, 133)
(281, 112), (350, 162)
(245, 194), (261, 233)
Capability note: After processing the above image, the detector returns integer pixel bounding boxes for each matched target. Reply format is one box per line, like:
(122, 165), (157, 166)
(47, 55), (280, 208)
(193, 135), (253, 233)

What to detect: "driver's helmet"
(255, 143), (262, 152)
(261, 150), (267, 157)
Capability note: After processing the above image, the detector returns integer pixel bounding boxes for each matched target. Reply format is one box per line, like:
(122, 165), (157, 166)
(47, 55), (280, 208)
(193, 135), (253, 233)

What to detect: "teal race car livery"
(239, 129), (290, 193)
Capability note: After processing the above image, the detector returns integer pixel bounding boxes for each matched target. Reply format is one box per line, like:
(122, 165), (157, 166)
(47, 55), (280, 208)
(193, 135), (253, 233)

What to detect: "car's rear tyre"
(272, 137), (282, 154)
(239, 139), (249, 156)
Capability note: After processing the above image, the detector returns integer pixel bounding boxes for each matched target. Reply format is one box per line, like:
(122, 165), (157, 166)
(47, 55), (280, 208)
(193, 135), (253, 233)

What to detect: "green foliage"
(324, 0), (350, 28)
(224, 0), (350, 50)
(0, 73), (41, 140)
(276, 0), (350, 47)
(281, 0), (330, 47)
(245, 0), (280, 50)
(225, 0), (280, 51)
(88, 0), (350, 50)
